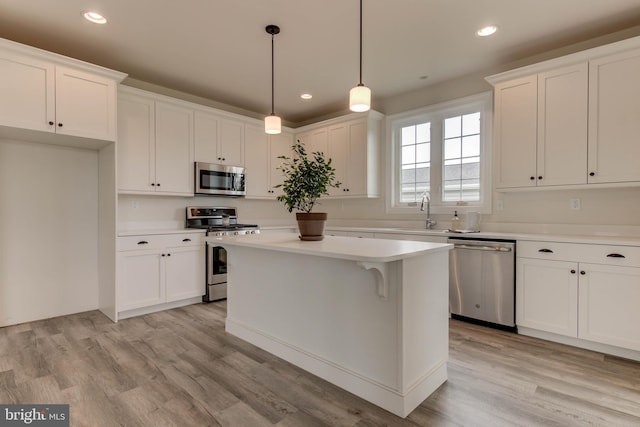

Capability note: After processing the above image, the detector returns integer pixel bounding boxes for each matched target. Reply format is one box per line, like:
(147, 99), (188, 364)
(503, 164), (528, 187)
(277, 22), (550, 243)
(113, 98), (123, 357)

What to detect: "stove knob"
(234, 231), (239, 235)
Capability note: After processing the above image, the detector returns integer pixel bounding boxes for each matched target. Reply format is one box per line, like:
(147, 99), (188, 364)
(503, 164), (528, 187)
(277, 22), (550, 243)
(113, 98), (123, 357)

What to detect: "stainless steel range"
(185, 206), (259, 302)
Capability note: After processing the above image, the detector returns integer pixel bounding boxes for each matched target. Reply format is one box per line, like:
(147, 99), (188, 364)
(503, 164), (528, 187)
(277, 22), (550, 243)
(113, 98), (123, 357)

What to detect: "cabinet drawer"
(118, 233), (203, 251)
(518, 240), (640, 267)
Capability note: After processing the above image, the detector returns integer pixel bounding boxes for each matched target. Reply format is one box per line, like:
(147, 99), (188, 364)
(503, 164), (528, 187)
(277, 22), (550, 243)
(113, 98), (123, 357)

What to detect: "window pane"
(416, 123), (431, 142)
(401, 145), (415, 165)
(399, 121), (430, 203)
(444, 116), (461, 138)
(462, 135), (480, 157)
(444, 138), (461, 160)
(416, 142), (430, 163)
(401, 126), (415, 146)
(462, 112), (480, 136)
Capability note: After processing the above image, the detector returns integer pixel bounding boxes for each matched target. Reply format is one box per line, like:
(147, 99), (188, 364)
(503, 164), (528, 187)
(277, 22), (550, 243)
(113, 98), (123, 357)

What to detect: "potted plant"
(275, 140), (340, 240)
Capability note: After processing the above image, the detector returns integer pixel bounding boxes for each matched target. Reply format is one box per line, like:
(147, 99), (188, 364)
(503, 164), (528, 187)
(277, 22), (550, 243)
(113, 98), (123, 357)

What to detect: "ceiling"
(2, 1), (640, 125)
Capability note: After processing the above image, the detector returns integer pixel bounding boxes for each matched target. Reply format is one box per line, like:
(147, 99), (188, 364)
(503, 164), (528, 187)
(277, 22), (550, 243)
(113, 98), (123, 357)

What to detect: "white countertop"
(206, 232), (452, 263)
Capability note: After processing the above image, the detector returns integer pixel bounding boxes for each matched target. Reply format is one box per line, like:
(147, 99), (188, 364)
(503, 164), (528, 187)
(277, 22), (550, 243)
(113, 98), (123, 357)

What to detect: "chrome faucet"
(419, 191), (437, 229)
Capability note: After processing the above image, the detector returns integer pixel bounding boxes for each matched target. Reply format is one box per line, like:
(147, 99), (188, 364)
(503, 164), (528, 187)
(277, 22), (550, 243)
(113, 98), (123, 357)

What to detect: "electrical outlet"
(496, 200), (504, 211)
(570, 198), (581, 210)
(132, 199), (139, 210)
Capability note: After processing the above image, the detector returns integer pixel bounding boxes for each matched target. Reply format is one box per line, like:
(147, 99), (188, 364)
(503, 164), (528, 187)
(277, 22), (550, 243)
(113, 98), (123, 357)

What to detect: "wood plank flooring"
(1, 302), (639, 426)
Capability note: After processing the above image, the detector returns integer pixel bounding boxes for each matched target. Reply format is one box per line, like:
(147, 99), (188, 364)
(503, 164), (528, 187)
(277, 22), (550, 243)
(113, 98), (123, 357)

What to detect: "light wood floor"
(1, 302), (639, 426)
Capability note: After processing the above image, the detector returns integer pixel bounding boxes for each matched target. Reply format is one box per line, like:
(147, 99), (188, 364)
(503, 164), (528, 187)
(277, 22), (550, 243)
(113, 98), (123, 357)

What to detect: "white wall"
(0, 139), (99, 326)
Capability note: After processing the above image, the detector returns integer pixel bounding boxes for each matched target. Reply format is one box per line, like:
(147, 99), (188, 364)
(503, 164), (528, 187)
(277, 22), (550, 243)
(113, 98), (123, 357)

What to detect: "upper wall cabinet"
(194, 111), (244, 166)
(118, 87), (194, 196)
(244, 124), (293, 199)
(492, 64), (588, 189)
(294, 111), (382, 199)
(588, 48), (640, 184)
(0, 38), (125, 144)
(487, 36), (640, 190)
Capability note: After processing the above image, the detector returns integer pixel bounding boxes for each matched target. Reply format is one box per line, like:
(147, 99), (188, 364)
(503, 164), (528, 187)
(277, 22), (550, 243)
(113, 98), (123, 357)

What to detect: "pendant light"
(265, 25), (281, 134)
(349, 0), (371, 112)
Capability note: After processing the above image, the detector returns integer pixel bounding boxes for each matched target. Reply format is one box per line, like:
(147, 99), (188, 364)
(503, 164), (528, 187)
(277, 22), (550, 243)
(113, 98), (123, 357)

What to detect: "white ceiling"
(2, 0), (640, 124)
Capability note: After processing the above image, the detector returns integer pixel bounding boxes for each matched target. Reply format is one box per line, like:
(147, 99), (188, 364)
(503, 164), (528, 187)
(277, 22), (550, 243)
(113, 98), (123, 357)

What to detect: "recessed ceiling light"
(300, 93), (313, 100)
(83, 11), (107, 24)
(476, 25), (497, 37)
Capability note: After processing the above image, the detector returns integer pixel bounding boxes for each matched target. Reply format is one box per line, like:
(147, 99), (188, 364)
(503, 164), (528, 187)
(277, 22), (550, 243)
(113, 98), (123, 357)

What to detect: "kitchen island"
(210, 232), (452, 418)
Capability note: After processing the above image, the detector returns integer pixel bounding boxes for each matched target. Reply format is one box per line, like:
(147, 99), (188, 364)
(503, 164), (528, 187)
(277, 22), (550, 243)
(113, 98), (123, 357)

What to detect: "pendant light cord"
(358, 0), (363, 86)
(271, 32), (275, 115)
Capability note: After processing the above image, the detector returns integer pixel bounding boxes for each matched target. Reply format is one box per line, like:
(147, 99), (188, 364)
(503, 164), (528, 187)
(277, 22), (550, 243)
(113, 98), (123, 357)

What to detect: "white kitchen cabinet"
(516, 257), (578, 337)
(578, 263), (640, 352)
(295, 112), (382, 199)
(244, 124), (293, 198)
(588, 48), (640, 184)
(0, 41), (122, 142)
(297, 127), (328, 156)
(194, 111), (244, 166)
(493, 64), (588, 189)
(118, 87), (194, 196)
(516, 240), (640, 353)
(536, 63), (588, 186)
(117, 233), (204, 313)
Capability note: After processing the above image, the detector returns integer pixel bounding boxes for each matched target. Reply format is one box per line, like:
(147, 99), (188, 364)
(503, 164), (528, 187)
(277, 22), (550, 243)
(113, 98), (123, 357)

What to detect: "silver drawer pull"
(538, 248), (553, 253)
(137, 240), (149, 245)
(606, 253), (626, 259)
(182, 238), (192, 242)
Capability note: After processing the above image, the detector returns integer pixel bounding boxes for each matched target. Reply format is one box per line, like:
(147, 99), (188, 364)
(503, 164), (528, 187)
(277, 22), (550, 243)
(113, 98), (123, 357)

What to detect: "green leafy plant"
(275, 140), (341, 213)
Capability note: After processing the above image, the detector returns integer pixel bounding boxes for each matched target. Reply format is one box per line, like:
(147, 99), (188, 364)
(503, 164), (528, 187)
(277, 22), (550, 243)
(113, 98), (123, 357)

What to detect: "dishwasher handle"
(452, 243), (513, 252)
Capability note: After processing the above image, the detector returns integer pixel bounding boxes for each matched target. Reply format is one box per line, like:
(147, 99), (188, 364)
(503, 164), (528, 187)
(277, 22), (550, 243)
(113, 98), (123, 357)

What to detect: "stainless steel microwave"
(195, 162), (246, 196)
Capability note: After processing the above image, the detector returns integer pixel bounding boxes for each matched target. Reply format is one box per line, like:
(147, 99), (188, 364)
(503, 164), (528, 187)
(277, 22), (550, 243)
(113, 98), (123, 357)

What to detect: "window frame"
(385, 91), (493, 215)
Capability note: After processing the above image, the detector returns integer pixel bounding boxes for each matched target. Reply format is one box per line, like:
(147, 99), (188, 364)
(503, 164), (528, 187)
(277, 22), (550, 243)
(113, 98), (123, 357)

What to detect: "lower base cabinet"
(117, 233), (204, 313)
(516, 241), (640, 353)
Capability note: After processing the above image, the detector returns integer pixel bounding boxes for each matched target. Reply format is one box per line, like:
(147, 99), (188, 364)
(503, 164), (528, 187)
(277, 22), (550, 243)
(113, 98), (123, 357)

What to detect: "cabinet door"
(578, 263), (640, 351)
(218, 118), (244, 166)
(0, 52), (54, 132)
(155, 101), (193, 195)
(269, 131), (293, 197)
(516, 258), (578, 337)
(55, 66), (116, 141)
(494, 75), (538, 188)
(537, 63), (588, 186)
(298, 128), (328, 156)
(588, 48), (640, 184)
(165, 246), (205, 302)
(327, 123), (349, 196)
(194, 110), (218, 163)
(118, 250), (164, 311)
(244, 124), (271, 198)
(117, 93), (155, 193)
(347, 120), (368, 196)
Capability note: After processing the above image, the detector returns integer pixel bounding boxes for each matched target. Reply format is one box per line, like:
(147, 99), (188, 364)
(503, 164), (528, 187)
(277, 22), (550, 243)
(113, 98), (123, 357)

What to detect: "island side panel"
(224, 245), (400, 389)
(398, 250), (449, 415)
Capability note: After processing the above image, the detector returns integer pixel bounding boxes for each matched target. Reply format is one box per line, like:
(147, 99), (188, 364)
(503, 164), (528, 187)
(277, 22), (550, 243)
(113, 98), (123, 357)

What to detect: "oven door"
(195, 162), (245, 196)
(205, 242), (228, 302)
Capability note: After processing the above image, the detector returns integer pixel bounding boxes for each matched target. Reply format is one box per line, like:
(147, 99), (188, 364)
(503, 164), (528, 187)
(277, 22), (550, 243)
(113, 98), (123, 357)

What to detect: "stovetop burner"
(185, 206), (260, 236)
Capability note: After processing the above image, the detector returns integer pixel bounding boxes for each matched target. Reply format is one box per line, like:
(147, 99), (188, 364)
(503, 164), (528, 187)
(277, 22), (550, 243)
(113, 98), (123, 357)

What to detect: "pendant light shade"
(265, 114), (281, 134)
(350, 0), (370, 112)
(265, 24), (281, 134)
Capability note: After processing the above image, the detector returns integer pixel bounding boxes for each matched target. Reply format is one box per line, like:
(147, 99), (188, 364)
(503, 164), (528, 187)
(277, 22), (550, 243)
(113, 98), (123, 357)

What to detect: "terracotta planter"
(296, 212), (328, 241)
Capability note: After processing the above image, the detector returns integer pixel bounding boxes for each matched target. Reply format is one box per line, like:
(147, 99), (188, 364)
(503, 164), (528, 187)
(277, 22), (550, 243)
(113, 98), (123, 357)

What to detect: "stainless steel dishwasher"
(448, 238), (516, 331)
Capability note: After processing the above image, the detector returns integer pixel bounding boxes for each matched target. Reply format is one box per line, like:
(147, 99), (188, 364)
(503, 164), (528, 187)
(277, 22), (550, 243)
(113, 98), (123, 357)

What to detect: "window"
(386, 92), (492, 214)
